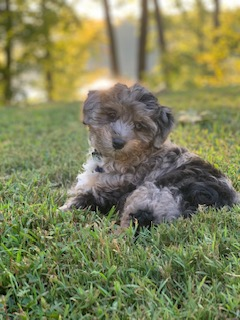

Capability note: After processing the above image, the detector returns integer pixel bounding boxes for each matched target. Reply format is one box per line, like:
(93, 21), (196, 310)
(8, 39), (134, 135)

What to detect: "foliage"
(0, 0), (27, 104)
(43, 18), (104, 101)
(0, 86), (240, 318)
(1, 1), (240, 104)
(146, 7), (240, 90)
(195, 9), (240, 86)
(0, 0), (104, 105)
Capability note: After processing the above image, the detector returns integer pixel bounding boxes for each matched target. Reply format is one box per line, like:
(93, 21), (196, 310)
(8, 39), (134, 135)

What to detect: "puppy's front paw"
(58, 204), (71, 212)
(59, 193), (97, 212)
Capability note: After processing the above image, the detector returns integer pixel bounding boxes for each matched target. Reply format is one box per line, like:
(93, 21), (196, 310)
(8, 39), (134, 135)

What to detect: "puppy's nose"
(112, 137), (125, 150)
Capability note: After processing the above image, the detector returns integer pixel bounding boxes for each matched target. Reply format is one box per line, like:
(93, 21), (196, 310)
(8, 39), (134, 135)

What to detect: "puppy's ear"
(130, 84), (158, 109)
(82, 90), (99, 125)
(113, 83), (129, 93)
(153, 106), (174, 148)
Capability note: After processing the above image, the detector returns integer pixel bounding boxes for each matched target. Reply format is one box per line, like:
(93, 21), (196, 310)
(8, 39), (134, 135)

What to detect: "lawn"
(0, 86), (239, 319)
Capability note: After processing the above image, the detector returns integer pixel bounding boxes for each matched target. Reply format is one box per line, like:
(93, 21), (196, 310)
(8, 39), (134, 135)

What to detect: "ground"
(0, 86), (239, 319)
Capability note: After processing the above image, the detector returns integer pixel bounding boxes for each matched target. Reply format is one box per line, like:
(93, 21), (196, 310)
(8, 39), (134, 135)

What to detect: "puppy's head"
(82, 83), (174, 159)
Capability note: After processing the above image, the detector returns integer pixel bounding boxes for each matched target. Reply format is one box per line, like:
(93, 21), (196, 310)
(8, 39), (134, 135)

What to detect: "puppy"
(59, 83), (239, 228)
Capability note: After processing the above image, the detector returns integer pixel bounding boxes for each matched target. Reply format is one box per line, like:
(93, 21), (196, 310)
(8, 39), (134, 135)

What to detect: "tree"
(213, 0), (220, 29)
(212, 0), (220, 43)
(0, 0), (63, 103)
(0, 0), (103, 104)
(153, 0), (165, 53)
(102, 0), (120, 77)
(0, 0), (13, 104)
(20, 0), (83, 102)
(152, 0), (170, 87)
(138, 0), (148, 81)
(194, 0), (207, 51)
(32, 0), (78, 101)
(40, 0), (54, 101)
(0, 0), (28, 105)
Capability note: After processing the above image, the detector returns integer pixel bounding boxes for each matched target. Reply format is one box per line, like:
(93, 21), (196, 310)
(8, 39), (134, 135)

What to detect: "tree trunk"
(153, 0), (166, 53)
(153, 0), (170, 87)
(4, 0), (13, 104)
(41, 0), (54, 101)
(138, 0), (148, 81)
(102, 0), (120, 77)
(45, 50), (54, 101)
(213, 0), (220, 29)
(195, 0), (205, 51)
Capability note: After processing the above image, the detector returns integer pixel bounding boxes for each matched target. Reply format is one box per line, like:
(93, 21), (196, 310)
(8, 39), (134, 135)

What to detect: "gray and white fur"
(59, 83), (239, 229)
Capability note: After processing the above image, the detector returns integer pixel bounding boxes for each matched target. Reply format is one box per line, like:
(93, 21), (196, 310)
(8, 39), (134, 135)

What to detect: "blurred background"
(0, 0), (240, 106)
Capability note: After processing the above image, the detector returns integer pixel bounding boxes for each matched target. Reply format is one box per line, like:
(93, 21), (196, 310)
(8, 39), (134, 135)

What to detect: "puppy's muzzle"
(112, 137), (125, 150)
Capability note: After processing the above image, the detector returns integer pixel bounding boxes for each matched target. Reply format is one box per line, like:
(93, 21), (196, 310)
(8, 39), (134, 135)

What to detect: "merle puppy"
(59, 83), (239, 228)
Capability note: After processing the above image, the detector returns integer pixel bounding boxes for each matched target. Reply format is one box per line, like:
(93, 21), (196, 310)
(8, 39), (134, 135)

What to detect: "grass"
(0, 86), (240, 319)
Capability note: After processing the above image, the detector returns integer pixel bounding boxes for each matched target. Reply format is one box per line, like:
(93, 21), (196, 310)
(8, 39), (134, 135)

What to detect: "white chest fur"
(75, 157), (103, 191)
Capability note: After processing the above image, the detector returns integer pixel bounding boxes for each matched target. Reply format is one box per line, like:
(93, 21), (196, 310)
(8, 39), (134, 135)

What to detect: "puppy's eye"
(107, 111), (117, 121)
(135, 122), (147, 131)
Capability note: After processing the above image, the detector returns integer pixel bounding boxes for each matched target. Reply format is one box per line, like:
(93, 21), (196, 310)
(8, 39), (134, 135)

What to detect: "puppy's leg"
(59, 167), (103, 212)
(58, 191), (97, 212)
(59, 170), (135, 213)
(120, 182), (182, 228)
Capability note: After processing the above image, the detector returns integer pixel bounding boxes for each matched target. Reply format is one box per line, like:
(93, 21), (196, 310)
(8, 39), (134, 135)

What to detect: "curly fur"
(59, 83), (239, 228)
